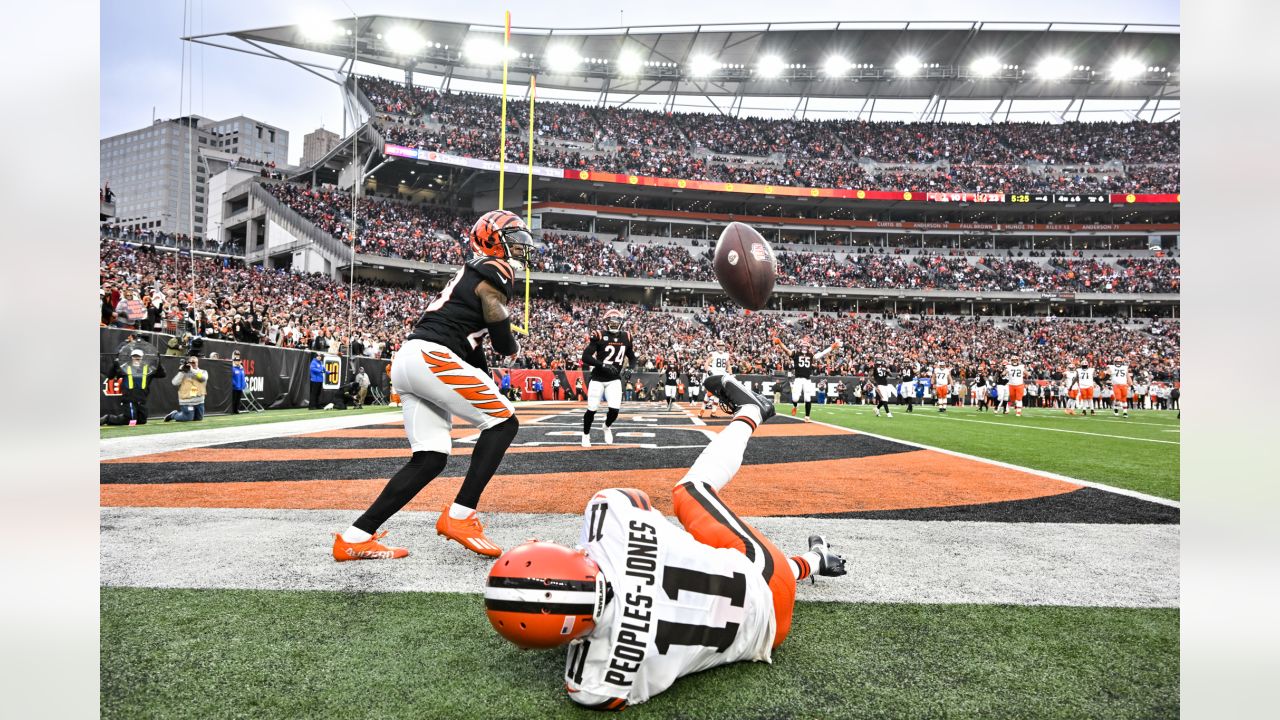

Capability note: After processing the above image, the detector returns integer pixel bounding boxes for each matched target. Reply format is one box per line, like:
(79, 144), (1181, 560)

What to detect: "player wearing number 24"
(483, 375), (848, 709)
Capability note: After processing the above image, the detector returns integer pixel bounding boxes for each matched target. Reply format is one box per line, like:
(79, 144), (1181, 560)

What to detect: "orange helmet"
(469, 209), (534, 260)
(484, 541), (605, 650)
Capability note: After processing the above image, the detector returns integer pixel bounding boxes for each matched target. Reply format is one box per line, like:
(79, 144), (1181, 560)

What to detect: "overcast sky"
(101, 0), (1179, 164)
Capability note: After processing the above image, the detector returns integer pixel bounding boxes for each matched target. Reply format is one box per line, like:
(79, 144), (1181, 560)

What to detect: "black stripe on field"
(100, 434), (916, 485)
(797, 487), (1179, 525)
(214, 425), (719, 450)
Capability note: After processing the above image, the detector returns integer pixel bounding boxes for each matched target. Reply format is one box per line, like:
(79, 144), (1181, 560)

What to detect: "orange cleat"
(332, 530), (409, 562)
(436, 507), (503, 557)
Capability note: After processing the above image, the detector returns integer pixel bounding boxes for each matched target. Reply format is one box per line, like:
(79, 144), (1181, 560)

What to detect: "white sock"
(677, 410), (757, 492)
(448, 502), (475, 520)
(789, 550), (823, 580)
(341, 526), (372, 544)
(736, 404), (763, 426)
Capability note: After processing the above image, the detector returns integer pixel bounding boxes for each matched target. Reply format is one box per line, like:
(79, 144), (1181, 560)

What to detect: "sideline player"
(1077, 359), (1097, 416)
(700, 339), (731, 418)
(482, 375), (847, 709)
(1106, 356), (1131, 418)
(1006, 355), (1028, 417)
(869, 357), (894, 418)
(932, 360), (953, 413)
(773, 336), (839, 422)
(661, 357), (681, 412)
(333, 210), (533, 561)
(582, 309), (637, 447)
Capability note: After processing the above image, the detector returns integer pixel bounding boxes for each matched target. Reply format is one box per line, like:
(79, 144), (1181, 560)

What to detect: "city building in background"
(100, 114), (288, 235)
(301, 127), (340, 166)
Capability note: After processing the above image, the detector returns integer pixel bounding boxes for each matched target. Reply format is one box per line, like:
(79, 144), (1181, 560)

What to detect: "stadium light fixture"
(971, 56), (1001, 77)
(1110, 57), (1145, 80)
(384, 26), (427, 56)
(895, 56), (922, 76)
(757, 55), (785, 78)
(823, 55), (852, 77)
(1035, 56), (1073, 79)
(617, 51), (644, 75)
(465, 36), (508, 65)
(546, 44), (581, 73)
(689, 54), (720, 77)
(465, 36), (499, 64)
(300, 20), (341, 43)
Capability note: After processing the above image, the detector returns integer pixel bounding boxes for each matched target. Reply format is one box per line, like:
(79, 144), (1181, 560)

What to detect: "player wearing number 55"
(483, 375), (848, 710)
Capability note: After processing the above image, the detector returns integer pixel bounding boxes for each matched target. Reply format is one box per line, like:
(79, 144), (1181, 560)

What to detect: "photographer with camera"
(164, 354), (209, 422)
(101, 347), (166, 426)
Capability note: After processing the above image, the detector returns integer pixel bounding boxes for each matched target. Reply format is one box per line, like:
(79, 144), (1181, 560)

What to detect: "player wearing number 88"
(483, 375), (847, 709)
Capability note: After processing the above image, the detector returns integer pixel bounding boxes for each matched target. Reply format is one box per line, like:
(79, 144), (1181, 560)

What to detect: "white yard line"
(797, 414), (1179, 508)
(100, 507), (1179, 608)
(900, 412), (1180, 445)
(817, 406), (1177, 444)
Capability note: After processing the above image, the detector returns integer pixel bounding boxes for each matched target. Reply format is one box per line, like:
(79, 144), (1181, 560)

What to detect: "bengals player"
(581, 308), (637, 447)
(661, 356), (682, 411)
(333, 209), (535, 561)
(773, 336), (839, 422)
(483, 375), (846, 709)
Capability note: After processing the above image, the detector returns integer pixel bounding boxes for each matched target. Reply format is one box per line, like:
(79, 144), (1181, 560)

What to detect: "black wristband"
(486, 320), (520, 356)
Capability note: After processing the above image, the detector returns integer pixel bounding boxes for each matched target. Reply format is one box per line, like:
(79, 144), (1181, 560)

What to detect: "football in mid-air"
(713, 222), (776, 310)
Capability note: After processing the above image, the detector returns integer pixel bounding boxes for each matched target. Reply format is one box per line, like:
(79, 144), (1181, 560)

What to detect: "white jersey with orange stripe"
(705, 351), (731, 377)
(1005, 363), (1027, 387)
(564, 488), (775, 710)
(1078, 367), (1096, 388)
(1108, 364), (1130, 385)
(932, 366), (952, 387)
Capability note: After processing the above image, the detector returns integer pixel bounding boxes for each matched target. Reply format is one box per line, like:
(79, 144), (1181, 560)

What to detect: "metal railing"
(248, 183), (354, 266)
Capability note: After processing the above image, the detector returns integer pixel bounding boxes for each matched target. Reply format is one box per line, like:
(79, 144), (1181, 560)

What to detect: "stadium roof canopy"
(189, 17), (1179, 120)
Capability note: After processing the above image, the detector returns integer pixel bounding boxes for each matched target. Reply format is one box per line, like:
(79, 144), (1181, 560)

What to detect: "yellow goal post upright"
(497, 10), (533, 336)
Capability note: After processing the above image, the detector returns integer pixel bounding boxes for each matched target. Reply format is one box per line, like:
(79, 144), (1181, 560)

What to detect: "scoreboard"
(1009, 193), (1110, 204)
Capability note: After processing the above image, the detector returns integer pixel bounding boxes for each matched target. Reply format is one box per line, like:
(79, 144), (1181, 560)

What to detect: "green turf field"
(783, 404), (1180, 501)
(99, 405), (399, 439)
(101, 588), (1177, 720)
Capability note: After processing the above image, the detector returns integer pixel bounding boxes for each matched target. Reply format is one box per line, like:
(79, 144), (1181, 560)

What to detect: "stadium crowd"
(258, 182), (1180, 293)
(359, 78), (1180, 193)
(99, 237), (1179, 381)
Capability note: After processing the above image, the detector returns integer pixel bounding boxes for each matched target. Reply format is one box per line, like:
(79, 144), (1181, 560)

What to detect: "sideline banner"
(100, 328), (383, 416)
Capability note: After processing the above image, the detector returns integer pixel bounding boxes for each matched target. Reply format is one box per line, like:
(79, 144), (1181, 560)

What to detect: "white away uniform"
(564, 488), (776, 709)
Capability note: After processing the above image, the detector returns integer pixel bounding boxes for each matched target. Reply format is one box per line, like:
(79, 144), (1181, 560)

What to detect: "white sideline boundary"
(894, 412), (1180, 445)
(797, 414), (1180, 508)
(99, 410), (404, 461)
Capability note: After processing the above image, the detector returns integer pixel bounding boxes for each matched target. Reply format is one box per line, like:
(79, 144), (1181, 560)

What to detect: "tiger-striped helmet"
(604, 308), (624, 333)
(469, 209), (535, 260)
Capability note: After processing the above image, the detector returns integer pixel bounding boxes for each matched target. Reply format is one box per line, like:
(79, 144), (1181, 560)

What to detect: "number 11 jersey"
(564, 488), (776, 709)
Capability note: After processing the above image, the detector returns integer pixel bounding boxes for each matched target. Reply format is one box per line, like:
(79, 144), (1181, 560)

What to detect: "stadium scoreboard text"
(383, 143), (1180, 206)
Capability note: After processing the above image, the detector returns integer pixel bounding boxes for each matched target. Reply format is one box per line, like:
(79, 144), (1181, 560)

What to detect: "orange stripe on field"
(100, 450), (1082, 514)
